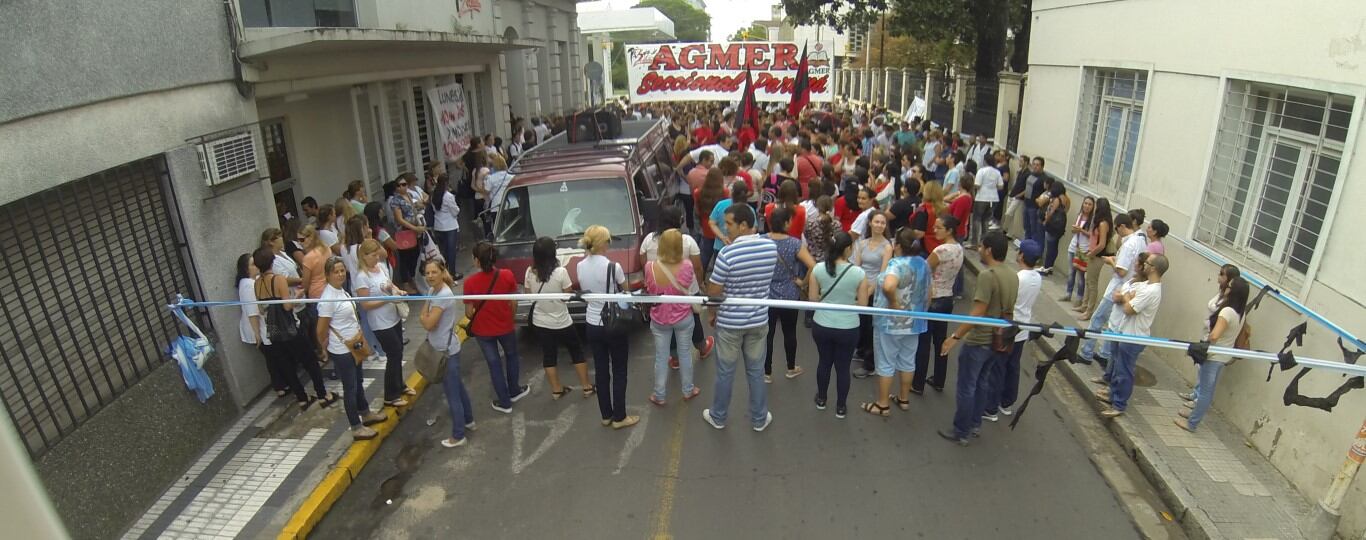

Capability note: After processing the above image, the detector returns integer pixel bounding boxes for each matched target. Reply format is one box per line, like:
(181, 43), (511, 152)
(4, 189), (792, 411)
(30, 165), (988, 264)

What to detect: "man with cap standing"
(982, 240), (1043, 421)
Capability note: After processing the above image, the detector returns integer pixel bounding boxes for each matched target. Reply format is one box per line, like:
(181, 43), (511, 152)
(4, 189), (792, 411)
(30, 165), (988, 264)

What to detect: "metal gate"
(0, 155), (202, 457)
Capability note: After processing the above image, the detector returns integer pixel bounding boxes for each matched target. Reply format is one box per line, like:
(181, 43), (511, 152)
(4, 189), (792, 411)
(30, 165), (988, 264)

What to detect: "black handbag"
(258, 276), (300, 343)
(601, 262), (645, 336)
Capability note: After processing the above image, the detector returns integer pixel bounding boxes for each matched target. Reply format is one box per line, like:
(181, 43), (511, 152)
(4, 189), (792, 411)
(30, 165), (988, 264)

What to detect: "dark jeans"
(700, 239), (717, 273)
(1023, 206), (1042, 244)
(952, 344), (997, 438)
(372, 324), (405, 401)
(475, 331), (523, 408)
(985, 341), (1024, 413)
(1065, 258), (1087, 298)
(587, 324), (629, 422)
(537, 325), (585, 367)
(812, 323), (858, 408)
(261, 345), (288, 392)
(674, 194), (695, 235)
(329, 351), (371, 427)
(262, 334), (327, 399)
(442, 349), (473, 441)
(913, 296), (955, 392)
(764, 306), (799, 374)
(1044, 231), (1063, 270)
(432, 228), (459, 268)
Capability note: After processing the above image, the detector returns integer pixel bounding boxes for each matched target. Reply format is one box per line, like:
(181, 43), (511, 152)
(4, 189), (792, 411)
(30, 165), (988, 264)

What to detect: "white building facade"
(1020, 1), (1366, 536)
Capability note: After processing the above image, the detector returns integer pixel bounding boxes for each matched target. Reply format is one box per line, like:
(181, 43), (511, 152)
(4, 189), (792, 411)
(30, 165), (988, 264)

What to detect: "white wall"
(1023, 1), (1366, 536)
(258, 89), (365, 203)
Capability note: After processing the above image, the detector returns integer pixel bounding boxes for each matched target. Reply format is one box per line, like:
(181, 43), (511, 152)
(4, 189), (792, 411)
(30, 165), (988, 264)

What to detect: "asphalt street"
(315, 290), (1142, 540)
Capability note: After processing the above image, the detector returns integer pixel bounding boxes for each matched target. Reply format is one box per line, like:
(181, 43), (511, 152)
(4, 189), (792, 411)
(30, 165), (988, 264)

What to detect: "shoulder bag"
(770, 237), (809, 297)
(414, 297), (458, 384)
(327, 292), (374, 364)
(459, 270), (501, 338)
(654, 261), (702, 314)
(525, 278), (549, 330)
(601, 262), (645, 336)
(989, 268), (1019, 353)
(258, 275), (300, 343)
(806, 263), (854, 328)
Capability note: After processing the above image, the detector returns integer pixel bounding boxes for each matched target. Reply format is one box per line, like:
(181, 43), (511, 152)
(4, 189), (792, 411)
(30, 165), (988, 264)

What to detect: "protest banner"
(427, 83), (472, 161)
(624, 41), (834, 103)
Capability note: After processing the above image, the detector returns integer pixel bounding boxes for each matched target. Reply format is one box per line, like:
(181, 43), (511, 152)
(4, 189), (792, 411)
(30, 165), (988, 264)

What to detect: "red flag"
(787, 44), (811, 118)
(738, 69), (761, 151)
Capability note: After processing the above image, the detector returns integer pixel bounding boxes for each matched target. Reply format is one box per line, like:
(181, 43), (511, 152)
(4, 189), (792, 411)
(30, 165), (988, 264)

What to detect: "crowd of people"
(235, 99), (1249, 447)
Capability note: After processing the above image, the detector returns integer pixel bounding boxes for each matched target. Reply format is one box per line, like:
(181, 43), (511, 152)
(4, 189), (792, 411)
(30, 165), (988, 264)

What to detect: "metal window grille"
(260, 119), (293, 183)
(1068, 69), (1147, 203)
(1193, 80), (1353, 294)
(412, 85), (433, 165)
(0, 155), (203, 457)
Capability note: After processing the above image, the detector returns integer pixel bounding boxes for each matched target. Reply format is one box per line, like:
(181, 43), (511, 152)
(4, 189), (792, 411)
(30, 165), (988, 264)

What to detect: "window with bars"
(1069, 69), (1147, 202)
(1194, 81), (1353, 293)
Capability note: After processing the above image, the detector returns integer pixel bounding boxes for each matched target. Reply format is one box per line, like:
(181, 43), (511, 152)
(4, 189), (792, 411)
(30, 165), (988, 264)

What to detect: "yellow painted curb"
(277, 372), (430, 540)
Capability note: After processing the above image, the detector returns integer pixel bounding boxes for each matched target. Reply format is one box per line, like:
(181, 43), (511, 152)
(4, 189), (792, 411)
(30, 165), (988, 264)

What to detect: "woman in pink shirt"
(645, 229), (701, 405)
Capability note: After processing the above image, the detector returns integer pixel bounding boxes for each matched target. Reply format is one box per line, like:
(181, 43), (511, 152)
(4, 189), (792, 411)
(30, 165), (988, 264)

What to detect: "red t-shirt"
(692, 126), (714, 146)
(462, 268), (516, 337)
(834, 196), (859, 232)
(917, 202), (942, 253)
(764, 203), (807, 238)
(693, 187), (728, 239)
(794, 153), (823, 197)
(949, 196), (973, 239)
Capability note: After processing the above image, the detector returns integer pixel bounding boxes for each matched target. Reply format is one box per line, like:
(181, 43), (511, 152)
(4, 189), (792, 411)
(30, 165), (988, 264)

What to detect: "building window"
(1069, 69), (1147, 201)
(1194, 81), (1353, 292)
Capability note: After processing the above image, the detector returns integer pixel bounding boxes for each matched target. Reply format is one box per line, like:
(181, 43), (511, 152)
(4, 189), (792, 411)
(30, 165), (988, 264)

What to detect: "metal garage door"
(0, 155), (202, 457)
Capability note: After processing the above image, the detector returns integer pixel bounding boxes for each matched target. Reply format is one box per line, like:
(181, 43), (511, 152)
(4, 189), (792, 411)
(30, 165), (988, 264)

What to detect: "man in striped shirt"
(703, 203), (777, 432)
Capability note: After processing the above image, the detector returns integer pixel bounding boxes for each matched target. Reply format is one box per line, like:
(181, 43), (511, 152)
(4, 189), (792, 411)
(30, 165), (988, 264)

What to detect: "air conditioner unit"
(197, 131), (259, 186)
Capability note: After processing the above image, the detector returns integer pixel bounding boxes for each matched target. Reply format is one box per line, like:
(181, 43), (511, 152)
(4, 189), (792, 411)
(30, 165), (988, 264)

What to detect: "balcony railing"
(239, 0), (357, 28)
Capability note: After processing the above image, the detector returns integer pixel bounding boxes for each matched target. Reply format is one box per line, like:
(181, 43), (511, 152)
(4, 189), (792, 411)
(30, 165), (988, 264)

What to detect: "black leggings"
(913, 296), (955, 391)
(397, 247), (419, 284)
(262, 334), (327, 400)
(372, 324), (405, 401)
(764, 307), (798, 374)
(587, 324), (629, 422)
(538, 325), (585, 367)
(857, 295), (874, 371)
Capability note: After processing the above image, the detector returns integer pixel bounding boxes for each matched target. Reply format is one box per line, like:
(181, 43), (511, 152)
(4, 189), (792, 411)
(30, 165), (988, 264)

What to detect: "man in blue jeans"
(938, 232), (1018, 446)
(703, 204), (777, 432)
(1095, 255), (1166, 418)
(1079, 213), (1142, 364)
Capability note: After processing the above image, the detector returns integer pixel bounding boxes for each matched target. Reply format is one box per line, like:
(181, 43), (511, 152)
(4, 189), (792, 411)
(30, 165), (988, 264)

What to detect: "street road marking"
(649, 404), (687, 540)
(612, 406), (649, 475)
(510, 405), (578, 474)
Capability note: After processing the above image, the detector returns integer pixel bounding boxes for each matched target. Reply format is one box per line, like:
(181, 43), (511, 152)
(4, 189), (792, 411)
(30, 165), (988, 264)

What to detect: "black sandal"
(298, 396), (317, 411)
(318, 392), (340, 408)
(861, 402), (891, 417)
(891, 395), (910, 411)
(551, 387), (573, 400)
(582, 385), (597, 398)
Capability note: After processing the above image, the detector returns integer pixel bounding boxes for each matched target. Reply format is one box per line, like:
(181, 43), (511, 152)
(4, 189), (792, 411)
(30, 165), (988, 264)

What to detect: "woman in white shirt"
(420, 259), (474, 448)
(316, 257), (389, 440)
(1177, 277), (1248, 432)
(430, 175), (461, 269)
(577, 225), (640, 429)
(316, 204), (342, 256)
(526, 237), (594, 399)
(355, 239), (412, 407)
(237, 253), (286, 397)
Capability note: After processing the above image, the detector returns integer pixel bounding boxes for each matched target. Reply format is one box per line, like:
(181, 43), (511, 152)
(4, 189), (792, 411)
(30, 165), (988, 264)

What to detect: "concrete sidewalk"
(964, 242), (1315, 540)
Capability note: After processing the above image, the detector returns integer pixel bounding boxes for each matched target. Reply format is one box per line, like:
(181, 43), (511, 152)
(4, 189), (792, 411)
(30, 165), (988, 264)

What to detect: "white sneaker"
(464, 421), (477, 431)
(490, 402), (512, 414)
(702, 408), (725, 430)
(999, 406), (1014, 416)
(753, 412), (773, 432)
(510, 385), (531, 403)
(441, 437), (466, 448)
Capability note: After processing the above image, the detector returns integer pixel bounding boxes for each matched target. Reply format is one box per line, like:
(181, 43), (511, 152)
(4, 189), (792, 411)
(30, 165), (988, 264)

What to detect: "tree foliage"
(730, 23), (771, 42)
(781, 0), (1028, 79)
(635, 0), (711, 42)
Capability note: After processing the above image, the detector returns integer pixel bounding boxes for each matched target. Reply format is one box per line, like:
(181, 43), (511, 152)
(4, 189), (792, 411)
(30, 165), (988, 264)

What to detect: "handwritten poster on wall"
(428, 83), (471, 161)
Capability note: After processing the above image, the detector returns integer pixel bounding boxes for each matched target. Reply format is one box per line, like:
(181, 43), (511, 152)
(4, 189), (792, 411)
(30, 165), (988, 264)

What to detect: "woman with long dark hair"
(1176, 276), (1249, 432)
(1078, 198), (1115, 320)
(431, 173), (461, 270)
(912, 214), (964, 394)
(237, 253), (286, 397)
(252, 247), (335, 411)
(695, 168), (727, 270)
(764, 180), (807, 238)
(807, 232), (871, 418)
(851, 210), (892, 379)
(763, 207), (816, 383)
(387, 174), (426, 290)
(464, 242), (526, 413)
(1060, 196), (1095, 305)
(525, 236), (593, 399)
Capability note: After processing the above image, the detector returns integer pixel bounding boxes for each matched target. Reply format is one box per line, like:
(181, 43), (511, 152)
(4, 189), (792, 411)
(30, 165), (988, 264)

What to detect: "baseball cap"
(1018, 239), (1043, 264)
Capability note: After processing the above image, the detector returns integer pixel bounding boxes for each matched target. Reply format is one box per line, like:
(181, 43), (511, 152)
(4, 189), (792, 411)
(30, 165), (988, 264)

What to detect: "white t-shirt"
(427, 285), (461, 353)
(1116, 282), (1162, 337)
(355, 264), (401, 330)
(577, 254), (625, 326)
(1013, 269), (1042, 343)
(272, 252), (300, 279)
(341, 244), (361, 289)
(1104, 233), (1147, 297)
(525, 266), (574, 329)
(486, 171), (512, 210)
(749, 148), (770, 174)
(691, 144), (729, 163)
(1207, 306), (1244, 364)
(433, 192), (460, 232)
(850, 207), (876, 237)
(238, 278), (268, 345)
(974, 166), (1003, 202)
(639, 232), (701, 263)
(318, 284), (362, 355)
(318, 229), (339, 249)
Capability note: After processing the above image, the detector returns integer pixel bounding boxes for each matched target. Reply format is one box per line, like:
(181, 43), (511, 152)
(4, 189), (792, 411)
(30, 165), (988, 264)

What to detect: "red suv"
(490, 117), (676, 323)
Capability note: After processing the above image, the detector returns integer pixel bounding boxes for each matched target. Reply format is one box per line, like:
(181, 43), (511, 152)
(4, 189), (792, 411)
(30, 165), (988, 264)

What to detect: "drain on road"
(371, 438), (432, 509)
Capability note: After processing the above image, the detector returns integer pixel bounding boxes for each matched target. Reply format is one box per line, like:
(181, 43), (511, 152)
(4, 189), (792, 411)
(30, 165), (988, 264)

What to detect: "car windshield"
(493, 177), (636, 243)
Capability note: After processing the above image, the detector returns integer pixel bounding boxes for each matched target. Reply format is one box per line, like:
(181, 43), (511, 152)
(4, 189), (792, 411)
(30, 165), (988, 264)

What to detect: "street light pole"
(1300, 417), (1366, 539)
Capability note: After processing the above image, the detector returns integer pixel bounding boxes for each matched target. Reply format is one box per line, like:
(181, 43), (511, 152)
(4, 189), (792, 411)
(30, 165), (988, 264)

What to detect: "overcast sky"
(704, 0), (776, 41)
